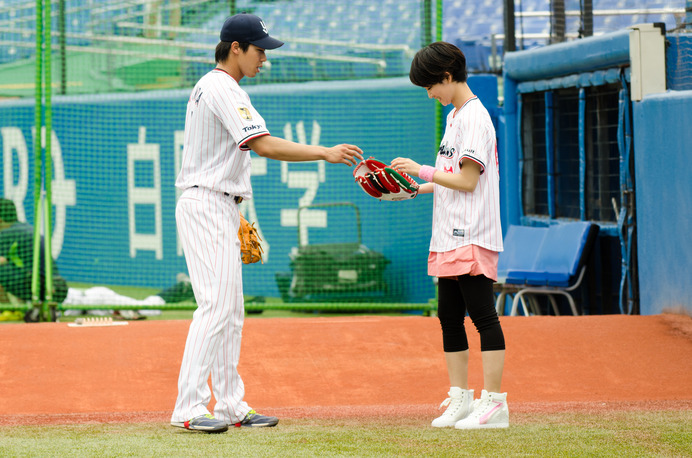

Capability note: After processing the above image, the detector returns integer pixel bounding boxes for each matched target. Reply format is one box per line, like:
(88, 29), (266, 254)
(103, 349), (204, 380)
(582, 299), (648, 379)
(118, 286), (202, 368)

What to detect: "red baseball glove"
(353, 157), (419, 201)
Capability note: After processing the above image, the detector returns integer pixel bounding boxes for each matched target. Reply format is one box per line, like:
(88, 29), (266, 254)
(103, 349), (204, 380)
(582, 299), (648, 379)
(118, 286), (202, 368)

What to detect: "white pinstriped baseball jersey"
(429, 96), (503, 253)
(175, 68), (269, 198)
(171, 67), (266, 424)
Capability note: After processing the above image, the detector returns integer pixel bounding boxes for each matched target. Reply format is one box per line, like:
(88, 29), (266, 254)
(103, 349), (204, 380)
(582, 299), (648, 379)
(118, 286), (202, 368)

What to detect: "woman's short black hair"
(409, 41), (468, 88)
(215, 41), (251, 63)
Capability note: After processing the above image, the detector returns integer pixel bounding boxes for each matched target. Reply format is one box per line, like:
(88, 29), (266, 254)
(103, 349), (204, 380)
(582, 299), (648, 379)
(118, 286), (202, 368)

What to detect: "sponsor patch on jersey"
(452, 229), (465, 237)
(438, 144), (455, 158)
(237, 106), (252, 120)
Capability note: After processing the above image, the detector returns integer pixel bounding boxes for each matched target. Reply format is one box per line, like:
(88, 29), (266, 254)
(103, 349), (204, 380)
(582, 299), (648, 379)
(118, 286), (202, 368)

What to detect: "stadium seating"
(495, 222), (599, 316)
(0, 0), (684, 85)
(443, 0), (683, 71)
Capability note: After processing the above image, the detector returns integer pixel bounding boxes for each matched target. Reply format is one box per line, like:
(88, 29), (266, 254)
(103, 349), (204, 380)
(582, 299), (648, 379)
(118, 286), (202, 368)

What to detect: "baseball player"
(390, 41), (508, 429)
(171, 13), (363, 433)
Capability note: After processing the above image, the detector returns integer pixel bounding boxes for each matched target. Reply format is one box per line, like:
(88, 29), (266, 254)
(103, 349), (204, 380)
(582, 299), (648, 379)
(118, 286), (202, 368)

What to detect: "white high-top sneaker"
(431, 387), (475, 428)
(455, 389), (509, 429)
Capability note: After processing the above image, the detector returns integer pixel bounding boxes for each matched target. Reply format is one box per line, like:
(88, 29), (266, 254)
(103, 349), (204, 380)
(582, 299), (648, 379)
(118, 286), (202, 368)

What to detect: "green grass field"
(2, 411), (690, 457)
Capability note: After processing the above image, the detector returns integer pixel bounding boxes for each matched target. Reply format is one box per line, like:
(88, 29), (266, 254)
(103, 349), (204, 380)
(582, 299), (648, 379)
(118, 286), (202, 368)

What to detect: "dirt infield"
(1, 313), (690, 426)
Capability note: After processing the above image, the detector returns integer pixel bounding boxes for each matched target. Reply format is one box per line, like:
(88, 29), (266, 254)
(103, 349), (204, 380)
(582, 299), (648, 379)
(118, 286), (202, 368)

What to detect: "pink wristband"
(419, 165), (436, 182)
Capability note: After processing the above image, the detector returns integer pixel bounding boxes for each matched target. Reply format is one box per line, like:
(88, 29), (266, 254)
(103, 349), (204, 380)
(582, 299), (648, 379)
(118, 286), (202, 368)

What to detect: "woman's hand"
(390, 157), (421, 177)
(391, 157), (481, 193)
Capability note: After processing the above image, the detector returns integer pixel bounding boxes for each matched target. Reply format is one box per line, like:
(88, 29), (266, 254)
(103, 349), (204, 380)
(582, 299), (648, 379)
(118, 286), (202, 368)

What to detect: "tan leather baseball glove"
(238, 212), (263, 264)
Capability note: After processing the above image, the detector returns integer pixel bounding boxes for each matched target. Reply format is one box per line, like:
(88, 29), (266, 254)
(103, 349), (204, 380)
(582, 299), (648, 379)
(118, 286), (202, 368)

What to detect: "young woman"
(391, 41), (508, 429)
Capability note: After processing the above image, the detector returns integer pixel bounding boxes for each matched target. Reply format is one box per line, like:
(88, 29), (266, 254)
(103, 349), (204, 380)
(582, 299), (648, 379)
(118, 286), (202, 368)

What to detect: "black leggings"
(437, 275), (505, 352)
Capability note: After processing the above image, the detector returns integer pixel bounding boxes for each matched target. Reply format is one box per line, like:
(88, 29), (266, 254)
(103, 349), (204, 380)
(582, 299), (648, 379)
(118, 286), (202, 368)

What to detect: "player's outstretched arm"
(247, 135), (363, 166)
(322, 144), (364, 166)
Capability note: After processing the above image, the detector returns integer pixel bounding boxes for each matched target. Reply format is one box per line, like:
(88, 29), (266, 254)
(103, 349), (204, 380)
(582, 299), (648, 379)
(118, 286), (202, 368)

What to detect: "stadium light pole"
(550, 0), (566, 44)
(503, 0), (515, 53)
(581, 0), (593, 37)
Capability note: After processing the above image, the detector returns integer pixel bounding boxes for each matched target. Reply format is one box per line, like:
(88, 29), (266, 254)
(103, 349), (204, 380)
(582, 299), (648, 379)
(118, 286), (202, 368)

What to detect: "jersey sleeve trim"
(460, 155), (486, 174)
(239, 131), (270, 151)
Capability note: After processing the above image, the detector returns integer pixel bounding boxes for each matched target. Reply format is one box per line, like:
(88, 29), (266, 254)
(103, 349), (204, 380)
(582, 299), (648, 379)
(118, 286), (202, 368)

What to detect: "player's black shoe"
(234, 410), (279, 427)
(171, 414), (228, 433)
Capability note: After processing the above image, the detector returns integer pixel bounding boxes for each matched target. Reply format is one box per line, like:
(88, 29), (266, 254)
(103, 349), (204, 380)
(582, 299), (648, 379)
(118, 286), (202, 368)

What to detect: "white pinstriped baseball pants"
(171, 186), (250, 424)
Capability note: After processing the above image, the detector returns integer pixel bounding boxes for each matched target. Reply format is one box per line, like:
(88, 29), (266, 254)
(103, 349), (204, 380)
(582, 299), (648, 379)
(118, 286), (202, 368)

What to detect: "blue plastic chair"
(494, 225), (548, 315)
(506, 222), (599, 316)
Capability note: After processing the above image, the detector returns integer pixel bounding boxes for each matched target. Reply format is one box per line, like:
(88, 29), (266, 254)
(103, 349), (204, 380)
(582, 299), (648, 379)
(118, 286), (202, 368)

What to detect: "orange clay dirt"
(0, 313), (690, 426)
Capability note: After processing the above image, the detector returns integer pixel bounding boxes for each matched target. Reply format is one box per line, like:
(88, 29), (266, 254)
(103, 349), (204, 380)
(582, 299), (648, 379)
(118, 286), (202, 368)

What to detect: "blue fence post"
(578, 88), (586, 221)
(544, 91), (555, 219)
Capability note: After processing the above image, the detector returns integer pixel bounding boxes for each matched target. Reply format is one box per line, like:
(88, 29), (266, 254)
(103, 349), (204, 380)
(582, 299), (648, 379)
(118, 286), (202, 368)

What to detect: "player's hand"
(324, 144), (363, 166)
(390, 157), (422, 178)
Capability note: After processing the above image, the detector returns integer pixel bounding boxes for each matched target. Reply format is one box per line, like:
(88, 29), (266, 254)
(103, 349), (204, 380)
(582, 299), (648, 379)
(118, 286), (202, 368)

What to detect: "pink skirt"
(428, 245), (499, 281)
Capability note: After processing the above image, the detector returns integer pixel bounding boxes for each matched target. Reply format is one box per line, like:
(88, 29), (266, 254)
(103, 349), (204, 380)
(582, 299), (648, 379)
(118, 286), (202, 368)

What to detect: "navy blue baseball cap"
(220, 13), (284, 50)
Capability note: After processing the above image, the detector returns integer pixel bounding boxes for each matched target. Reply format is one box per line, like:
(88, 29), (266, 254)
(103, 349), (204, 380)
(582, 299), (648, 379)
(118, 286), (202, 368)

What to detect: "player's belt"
(191, 186), (243, 204)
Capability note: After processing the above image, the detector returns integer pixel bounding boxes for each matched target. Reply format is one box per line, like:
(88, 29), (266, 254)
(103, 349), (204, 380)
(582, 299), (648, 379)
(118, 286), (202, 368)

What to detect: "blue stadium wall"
(0, 75), (500, 304)
(633, 91), (692, 315)
(502, 29), (692, 315)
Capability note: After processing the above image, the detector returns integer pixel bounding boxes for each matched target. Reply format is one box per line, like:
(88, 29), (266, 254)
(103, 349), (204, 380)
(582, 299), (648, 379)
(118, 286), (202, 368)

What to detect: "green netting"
(0, 0), (442, 316)
(0, 0), (435, 96)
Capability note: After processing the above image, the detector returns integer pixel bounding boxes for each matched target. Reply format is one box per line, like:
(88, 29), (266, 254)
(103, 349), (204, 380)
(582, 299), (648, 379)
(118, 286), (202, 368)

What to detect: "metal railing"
(485, 7), (687, 72)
